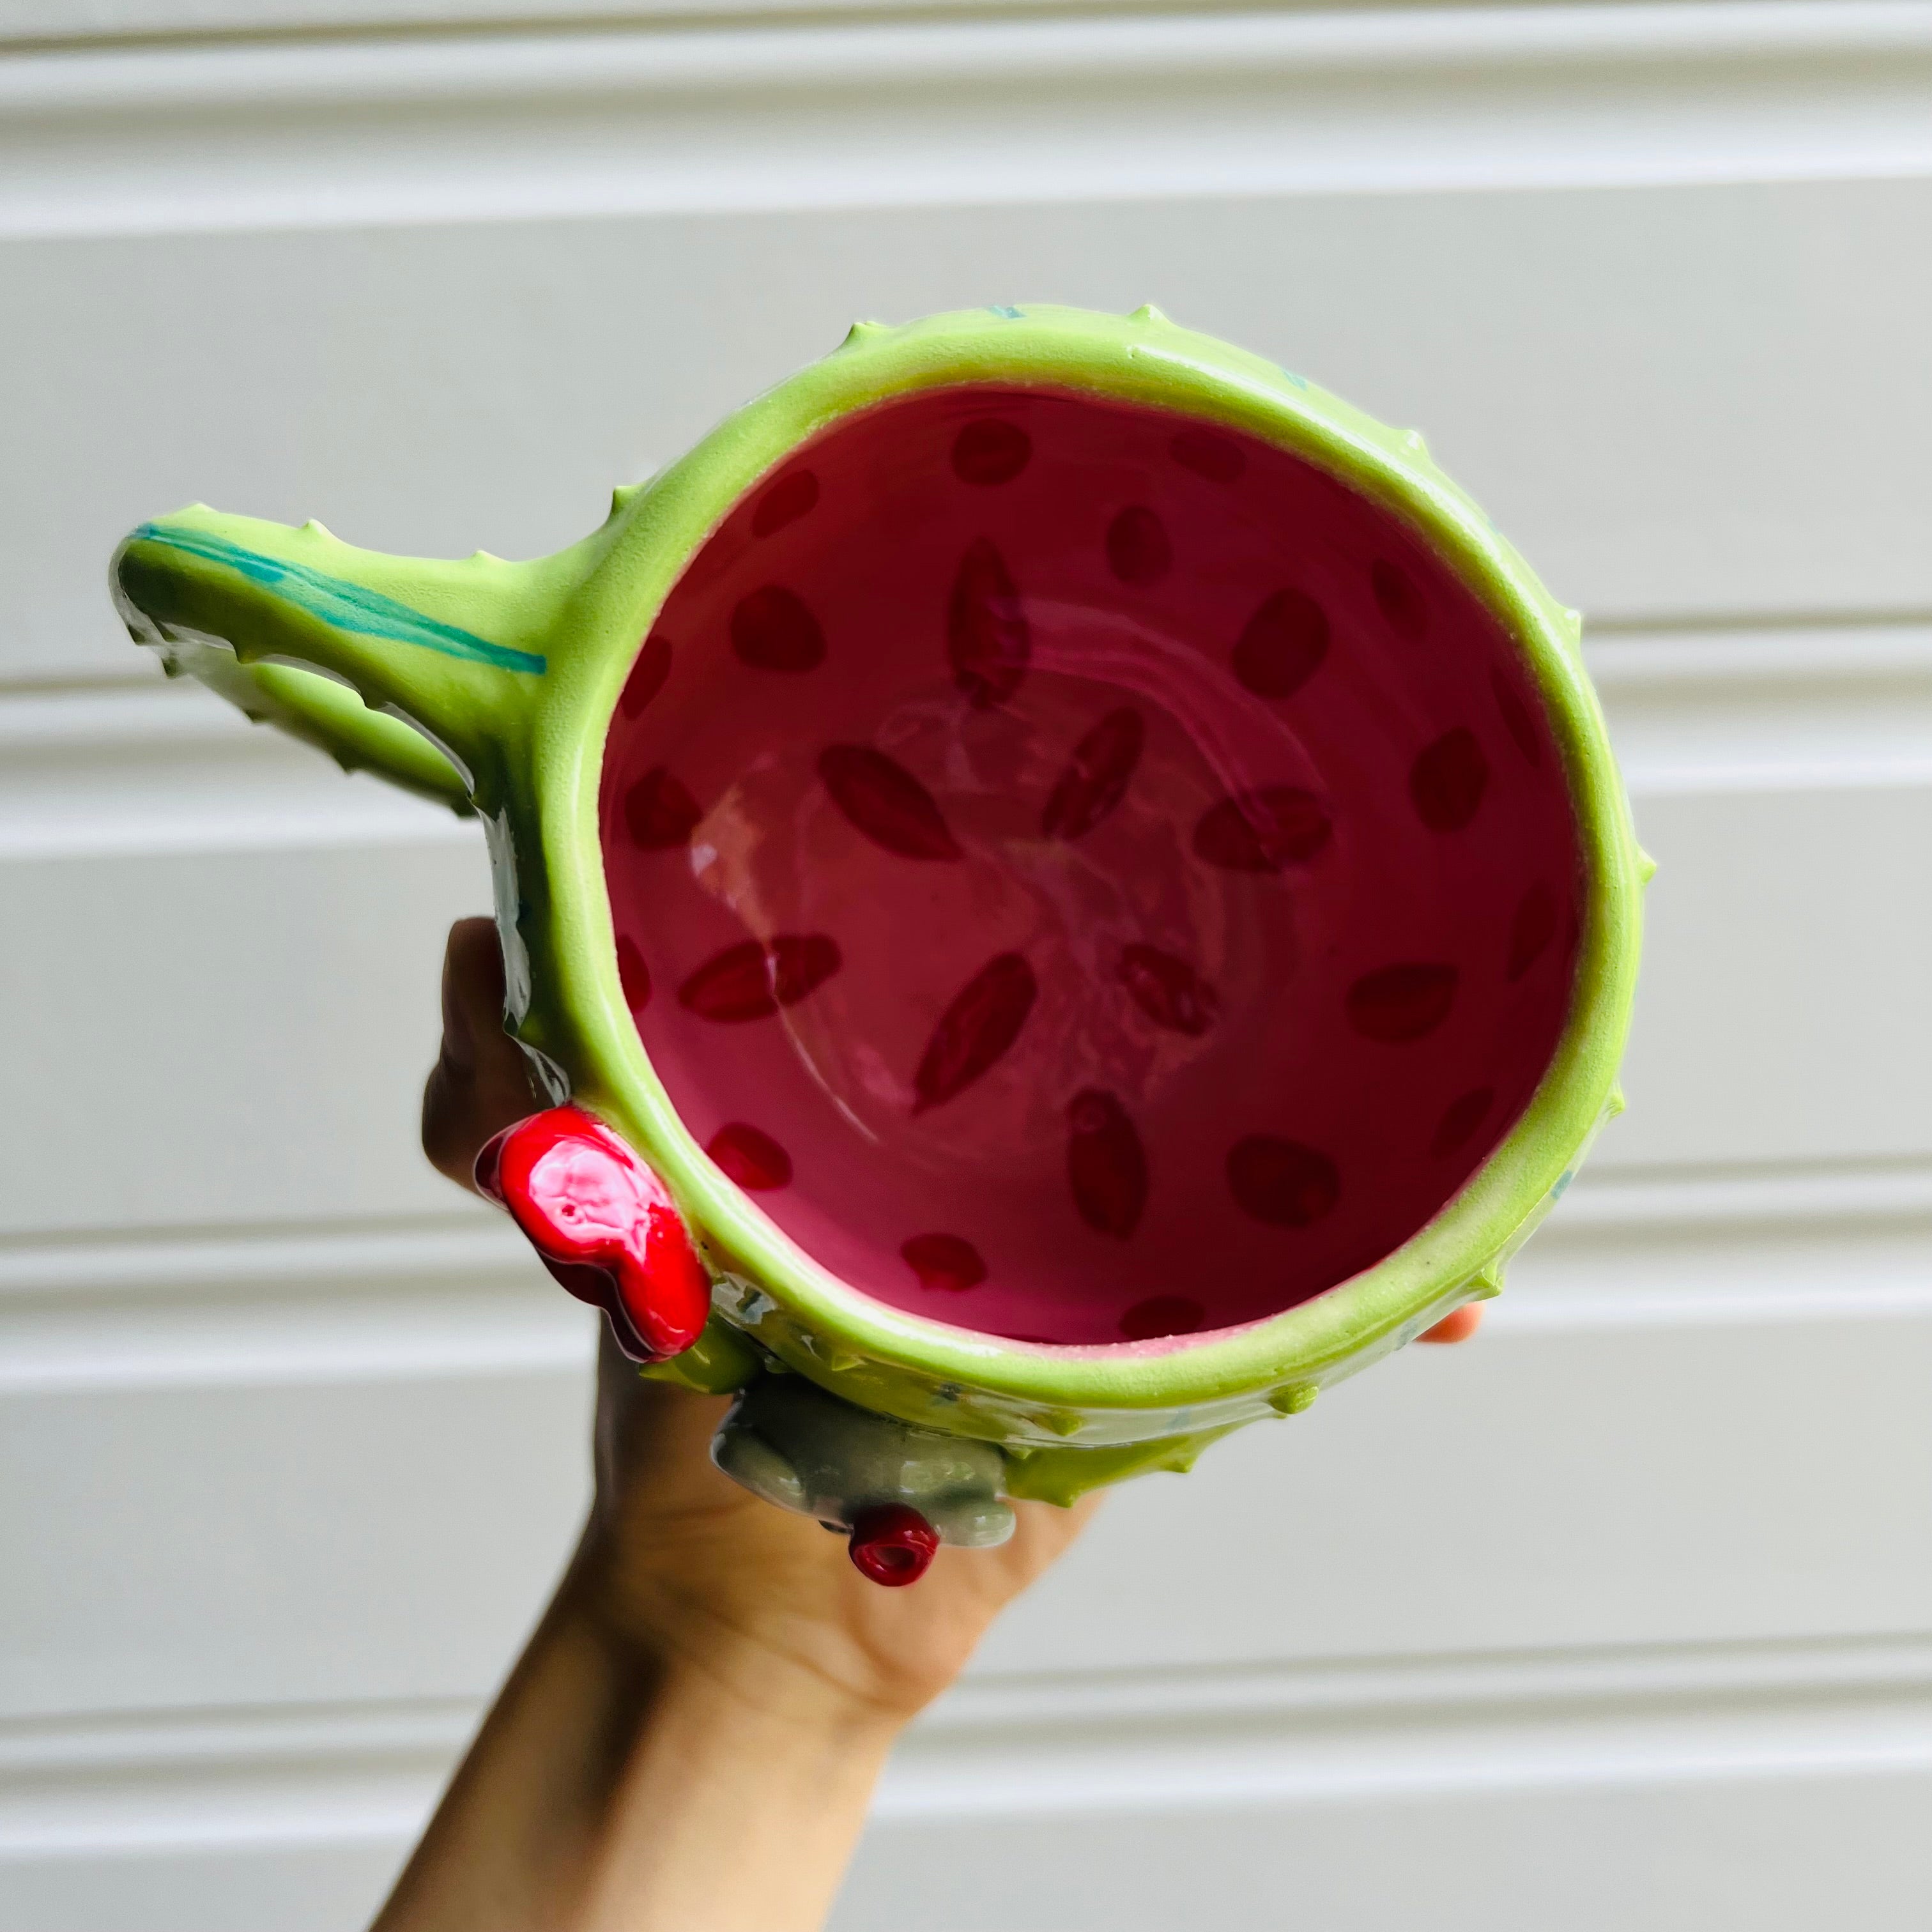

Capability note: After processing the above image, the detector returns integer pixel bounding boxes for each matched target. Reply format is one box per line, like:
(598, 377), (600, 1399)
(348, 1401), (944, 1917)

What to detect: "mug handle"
(111, 506), (572, 808)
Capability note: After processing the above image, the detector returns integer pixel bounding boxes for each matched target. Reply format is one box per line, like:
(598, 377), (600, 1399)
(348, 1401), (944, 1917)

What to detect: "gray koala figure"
(712, 1370), (1014, 1581)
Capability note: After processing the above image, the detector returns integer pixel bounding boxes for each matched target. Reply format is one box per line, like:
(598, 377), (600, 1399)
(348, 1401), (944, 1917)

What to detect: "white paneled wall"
(4, 4), (1931, 1927)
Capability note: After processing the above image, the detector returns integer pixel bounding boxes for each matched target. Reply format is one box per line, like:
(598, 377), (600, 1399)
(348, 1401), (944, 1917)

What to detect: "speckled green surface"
(113, 304), (1644, 1503)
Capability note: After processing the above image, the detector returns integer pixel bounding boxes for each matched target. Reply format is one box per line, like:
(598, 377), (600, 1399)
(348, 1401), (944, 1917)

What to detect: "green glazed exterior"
(114, 303), (1645, 1502)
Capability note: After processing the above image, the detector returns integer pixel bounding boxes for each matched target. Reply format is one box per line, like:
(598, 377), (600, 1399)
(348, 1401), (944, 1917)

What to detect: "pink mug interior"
(597, 387), (1581, 1348)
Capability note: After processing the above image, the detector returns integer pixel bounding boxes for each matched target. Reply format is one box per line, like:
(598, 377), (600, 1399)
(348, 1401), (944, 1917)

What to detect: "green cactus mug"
(113, 305), (1644, 1584)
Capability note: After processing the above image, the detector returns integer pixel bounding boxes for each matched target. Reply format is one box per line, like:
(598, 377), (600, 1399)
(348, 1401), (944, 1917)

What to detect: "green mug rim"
(535, 303), (1643, 1416)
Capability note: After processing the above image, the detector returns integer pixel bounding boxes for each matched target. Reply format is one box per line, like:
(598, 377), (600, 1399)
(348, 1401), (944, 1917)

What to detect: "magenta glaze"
(597, 387), (1581, 1346)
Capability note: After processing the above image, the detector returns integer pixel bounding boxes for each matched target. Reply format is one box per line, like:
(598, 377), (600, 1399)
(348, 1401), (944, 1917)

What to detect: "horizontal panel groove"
(0, 680), (480, 861)
(1538, 1154), (1932, 1232)
(924, 1629), (1932, 1742)
(0, 1211), (595, 1394)
(0, 1208), (519, 1296)
(0, 1155), (1925, 1390)
(4, 3), (1930, 238)
(2, 1632), (1928, 1856)
(0, 1152), (1920, 1278)
(5, 617), (1928, 860)
(15, 0), (1911, 57)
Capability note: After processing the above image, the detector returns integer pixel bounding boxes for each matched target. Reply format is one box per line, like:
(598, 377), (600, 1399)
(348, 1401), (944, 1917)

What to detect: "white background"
(3, 3), (1931, 1926)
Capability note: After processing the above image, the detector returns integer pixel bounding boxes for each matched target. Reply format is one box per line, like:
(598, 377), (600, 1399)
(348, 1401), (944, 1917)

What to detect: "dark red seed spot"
(1508, 882), (1558, 981)
(818, 744), (962, 861)
(951, 418), (1032, 486)
(1227, 1135), (1341, 1228)
(1193, 786), (1331, 871)
(1118, 943), (1219, 1036)
(751, 469), (818, 538)
(1432, 1085), (1496, 1158)
(730, 585), (825, 673)
(1411, 728), (1489, 831)
(769, 933), (842, 1006)
(1372, 558), (1427, 641)
(678, 939), (777, 1022)
(1493, 668), (1544, 766)
(1347, 962), (1459, 1043)
(616, 935), (651, 1013)
(1170, 428), (1245, 484)
(624, 767), (702, 850)
(848, 1503), (939, 1587)
(913, 952), (1037, 1114)
(1041, 707), (1144, 841)
(707, 1122), (792, 1191)
(619, 631), (672, 719)
(901, 1233), (986, 1292)
(1105, 506), (1172, 586)
(947, 537), (1031, 707)
(1066, 1089), (1149, 1239)
(1232, 588), (1329, 701)
(1119, 1294), (1205, 1342)
(678, 934), (841, 1021)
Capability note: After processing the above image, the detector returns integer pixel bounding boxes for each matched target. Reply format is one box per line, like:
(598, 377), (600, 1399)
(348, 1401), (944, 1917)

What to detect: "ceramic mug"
(113, 305), (1644, 1585)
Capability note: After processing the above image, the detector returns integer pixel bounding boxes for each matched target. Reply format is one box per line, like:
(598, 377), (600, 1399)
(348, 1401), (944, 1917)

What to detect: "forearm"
(372, 1533), (899, 1932)
(572, 1631), (898, 1932)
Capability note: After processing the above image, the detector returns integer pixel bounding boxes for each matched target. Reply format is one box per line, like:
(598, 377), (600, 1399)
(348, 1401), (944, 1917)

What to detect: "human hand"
(422, 916), (1096, 1733)
(397, 915), (1482, 1932)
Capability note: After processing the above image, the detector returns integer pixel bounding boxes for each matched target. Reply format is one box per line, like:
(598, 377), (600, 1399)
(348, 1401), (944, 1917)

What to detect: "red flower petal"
(1507, 882), (1558, 981)
(707, 1122), (793, 1191)
(1170, 428), (1245, 483)
(624, 767), (702, 850)
(1041, 707), (1144, 842)
(818, 744), (962, 861)
(751, 468), (818, 538)
(1432, 1085), (1496, 1158)
(1105, 505), (1172, 586)
(1192, 786), (1330, 871)
(947, 538), (1031, 707)
(1232, 588), (1329, 700)
(1119, 1294), (1205, 1342)
(951, 418), (1031, 486)
(769, 932), (843, 1006)
(913, 952), (1038, 1114)
(1227, 1135), (1341, 1228)
(1371, 558), (1428, 641)
(616, 935), (652, 1013)
(900, 1232), (987, 1292)
(1067, 1089), (1149, 1238)
(619, 631), (672, 719)
(1410, 728), (1489, 832)
(678, 939), (778, 1022)
(730, 585), (826, 672)
(1347, 962), (1459, 1043)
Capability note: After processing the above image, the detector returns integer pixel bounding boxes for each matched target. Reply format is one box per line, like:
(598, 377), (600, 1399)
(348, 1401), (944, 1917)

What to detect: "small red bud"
(848, 1504), (940, 1587)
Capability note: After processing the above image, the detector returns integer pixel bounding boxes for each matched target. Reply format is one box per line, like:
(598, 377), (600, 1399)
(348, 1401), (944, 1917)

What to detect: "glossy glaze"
(600, 387), (1581, 1346)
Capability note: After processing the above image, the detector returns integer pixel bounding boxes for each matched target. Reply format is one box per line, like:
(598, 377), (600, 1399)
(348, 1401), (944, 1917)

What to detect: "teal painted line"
(132, 523), (546, 676)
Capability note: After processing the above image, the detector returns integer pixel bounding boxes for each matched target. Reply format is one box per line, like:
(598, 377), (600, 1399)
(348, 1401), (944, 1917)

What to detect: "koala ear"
(710, 1418), (809, 1515)
(928, 1495), (1017, 1550)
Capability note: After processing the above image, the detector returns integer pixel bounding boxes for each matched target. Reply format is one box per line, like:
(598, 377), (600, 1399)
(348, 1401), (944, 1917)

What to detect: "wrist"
(553, 1563), (900, 1932)
(558, 1528), (914, 1746)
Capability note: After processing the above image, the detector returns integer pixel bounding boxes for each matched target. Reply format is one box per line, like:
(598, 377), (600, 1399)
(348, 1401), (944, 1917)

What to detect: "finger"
(421, 917), (531, 1188)
(1418, 1304), (1483, 1345)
